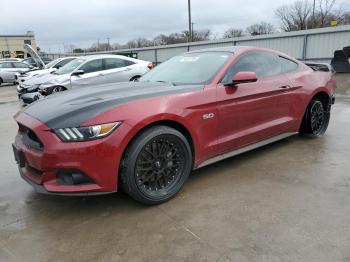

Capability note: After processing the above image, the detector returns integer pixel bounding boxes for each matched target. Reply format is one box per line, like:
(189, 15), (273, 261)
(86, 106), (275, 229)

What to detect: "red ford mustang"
(13, 46), (336, 204)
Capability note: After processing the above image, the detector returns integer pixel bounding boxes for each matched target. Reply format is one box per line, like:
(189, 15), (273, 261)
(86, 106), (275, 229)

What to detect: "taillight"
(147, 63), (154, 70)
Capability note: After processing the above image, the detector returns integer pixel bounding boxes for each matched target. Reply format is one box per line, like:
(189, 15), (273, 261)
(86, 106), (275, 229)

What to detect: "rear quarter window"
(279, 56), (299, 73)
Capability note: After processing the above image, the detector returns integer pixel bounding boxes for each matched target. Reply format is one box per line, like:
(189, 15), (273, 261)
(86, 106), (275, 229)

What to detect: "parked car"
(0, 61), (35, 86)
(16, 57), (76, 85)
(18, 54), (153, 101)
(23, 57), (50, 67)
(13, 46), (336, 205)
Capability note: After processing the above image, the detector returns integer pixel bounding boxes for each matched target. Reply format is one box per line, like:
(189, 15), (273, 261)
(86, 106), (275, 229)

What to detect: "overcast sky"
(0, 0), (348, 52)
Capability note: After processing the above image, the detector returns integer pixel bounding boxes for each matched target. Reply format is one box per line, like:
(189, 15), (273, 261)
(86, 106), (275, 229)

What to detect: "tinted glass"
(222, 51), (282, 83)
(279, 56), (298, 73)
(80, 59), (103, 73)
(253, 52), (281, 77)
(13, 62), (30, 68)
(0, 62), (13, 68)
(55, 59), (85, 75)
(141, 52), (231, 85)
(222, 54), (258, 83)
(56, 58), (75, 68)
(104, 58), (128, 70)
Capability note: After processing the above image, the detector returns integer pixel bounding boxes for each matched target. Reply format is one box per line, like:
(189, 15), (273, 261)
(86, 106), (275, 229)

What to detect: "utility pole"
(191, 22), (195, 42)
(97, 39), (100, 52)
(188, 0), (192, 42)
(107, 38), (110, 51)
(312, 0), (316, 28)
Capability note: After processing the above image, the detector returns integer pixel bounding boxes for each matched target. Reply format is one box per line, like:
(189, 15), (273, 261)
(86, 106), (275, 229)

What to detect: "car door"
(101, 58), (135, 83)
(71, 59), (104, 88)
(216, 51), (294, 153)
(0, 62), (14, 72)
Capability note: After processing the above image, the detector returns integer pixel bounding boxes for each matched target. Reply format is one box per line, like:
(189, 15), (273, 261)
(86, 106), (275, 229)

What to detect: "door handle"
(124, 67), (132, 71)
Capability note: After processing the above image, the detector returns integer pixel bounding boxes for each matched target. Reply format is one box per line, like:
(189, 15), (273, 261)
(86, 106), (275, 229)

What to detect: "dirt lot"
(0, 75), (350, 262)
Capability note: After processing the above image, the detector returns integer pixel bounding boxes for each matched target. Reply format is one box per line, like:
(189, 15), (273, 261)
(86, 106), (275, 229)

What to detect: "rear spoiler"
(301, 61), (335, 74)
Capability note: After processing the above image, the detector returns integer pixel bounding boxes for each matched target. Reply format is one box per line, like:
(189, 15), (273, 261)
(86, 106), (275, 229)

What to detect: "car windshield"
(45, 59), (59, 69)
(140, 52), (232, 85)
(54, 59), (85, 75)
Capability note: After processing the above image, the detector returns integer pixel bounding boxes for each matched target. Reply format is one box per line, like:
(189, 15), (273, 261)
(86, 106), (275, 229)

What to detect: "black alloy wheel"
(120, 126), (192, 205)
(300, 99), (330, 137)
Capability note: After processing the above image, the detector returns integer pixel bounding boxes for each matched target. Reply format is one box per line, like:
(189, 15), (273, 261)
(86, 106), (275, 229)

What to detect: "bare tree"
(276, 0), (311, 31)
(223, 28), (244, 38)
(316, 0), (336, 27)
(276, 0), (349, 31)
(246, 22), (274, 35)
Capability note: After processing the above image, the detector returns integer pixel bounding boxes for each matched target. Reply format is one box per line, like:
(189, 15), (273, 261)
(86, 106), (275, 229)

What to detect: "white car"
(0, 61), (34, 86)
(16, 57), (76, 84)
(18, 54), (153, 100)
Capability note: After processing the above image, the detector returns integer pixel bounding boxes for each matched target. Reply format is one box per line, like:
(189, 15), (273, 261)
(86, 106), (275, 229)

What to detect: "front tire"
(120, 126), (192, 205)
(51, 86), (65, 94)
(300, 99), (330, 137)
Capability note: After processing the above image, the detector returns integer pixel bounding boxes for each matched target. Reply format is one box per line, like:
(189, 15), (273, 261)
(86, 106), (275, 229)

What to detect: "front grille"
(18, 123), (44, 150)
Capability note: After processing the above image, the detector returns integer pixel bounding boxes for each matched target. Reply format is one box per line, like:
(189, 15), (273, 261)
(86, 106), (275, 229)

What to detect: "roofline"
(0, 35), (35, 38)
(46, 25), (350, 56)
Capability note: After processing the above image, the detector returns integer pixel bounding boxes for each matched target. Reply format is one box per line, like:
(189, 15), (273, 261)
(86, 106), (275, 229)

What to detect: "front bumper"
(13, 112), (131, 195)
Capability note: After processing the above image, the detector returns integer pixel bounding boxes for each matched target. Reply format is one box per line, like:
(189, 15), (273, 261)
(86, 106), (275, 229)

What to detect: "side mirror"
(55, 65), (61, 69)
(228, 71), (258, 86)
(71, 70), (85, 76)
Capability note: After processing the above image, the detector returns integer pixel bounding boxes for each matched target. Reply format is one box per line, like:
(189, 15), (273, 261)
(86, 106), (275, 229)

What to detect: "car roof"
(187, 46), (244, 54)
(77, 54), (136, 61)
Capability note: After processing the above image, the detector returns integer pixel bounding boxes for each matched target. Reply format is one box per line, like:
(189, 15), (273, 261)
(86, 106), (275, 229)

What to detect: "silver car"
(16, 57), (76, 84)
(19, 54), (152, 97)
(0, 61), (34, 86)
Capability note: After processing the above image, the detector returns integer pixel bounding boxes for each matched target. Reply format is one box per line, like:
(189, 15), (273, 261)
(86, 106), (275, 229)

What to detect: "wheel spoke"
(135, 135), (185, 195)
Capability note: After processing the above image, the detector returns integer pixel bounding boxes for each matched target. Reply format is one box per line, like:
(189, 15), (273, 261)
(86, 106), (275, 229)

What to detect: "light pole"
(188, 0), (192, 42)
(191, 22), (195, 42)
(312, 0), (316, 28)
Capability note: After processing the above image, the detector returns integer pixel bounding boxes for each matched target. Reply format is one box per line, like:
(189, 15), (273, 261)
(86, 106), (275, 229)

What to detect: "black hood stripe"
(24, 81), (202, 129)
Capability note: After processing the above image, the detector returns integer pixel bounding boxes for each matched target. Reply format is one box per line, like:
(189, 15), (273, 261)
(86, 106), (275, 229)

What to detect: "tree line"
(71, 0), (349, 53)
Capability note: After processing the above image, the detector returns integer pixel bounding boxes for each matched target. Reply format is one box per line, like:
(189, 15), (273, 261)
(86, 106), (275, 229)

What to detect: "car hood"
(26, 68), (55, 78)
(23, 81), (203, 129)
(23, 72), (68, 86)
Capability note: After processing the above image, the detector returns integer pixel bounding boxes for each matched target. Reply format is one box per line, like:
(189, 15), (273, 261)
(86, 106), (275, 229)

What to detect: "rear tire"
(300, 99), (330, 137)
(120, 126), (192, 205)
(0, 78), (3, 86)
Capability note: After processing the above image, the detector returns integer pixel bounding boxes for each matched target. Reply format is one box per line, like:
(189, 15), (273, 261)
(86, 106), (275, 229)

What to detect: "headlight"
(54, 122), (121, 142)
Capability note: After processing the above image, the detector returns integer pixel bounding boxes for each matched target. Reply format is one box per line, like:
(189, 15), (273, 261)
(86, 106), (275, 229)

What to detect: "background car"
(0, 61), (34, 86)
(18, 54), (153, 101)
(16, 57), (76, 84)
(0, 58), (23, 62)
(13, 46), (336, 205)
(23, 57), (52, 67)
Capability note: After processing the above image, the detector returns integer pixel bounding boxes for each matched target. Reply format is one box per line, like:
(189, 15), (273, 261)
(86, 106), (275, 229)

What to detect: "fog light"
(56, 170), (94, 185)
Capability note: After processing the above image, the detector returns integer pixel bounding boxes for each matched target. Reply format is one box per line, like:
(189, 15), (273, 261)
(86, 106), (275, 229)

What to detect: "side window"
(124, 60), (135, 66)
(221, 53), (259, 83)
(13, 62), (30, 68)
(0, 62), (13, 68)
(104, 58), (130, 70)
(279, 56), (298, 73)
(80, 59), (103, 73)
(253, 52), (281, 77)
(56, 58), (74, 68)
